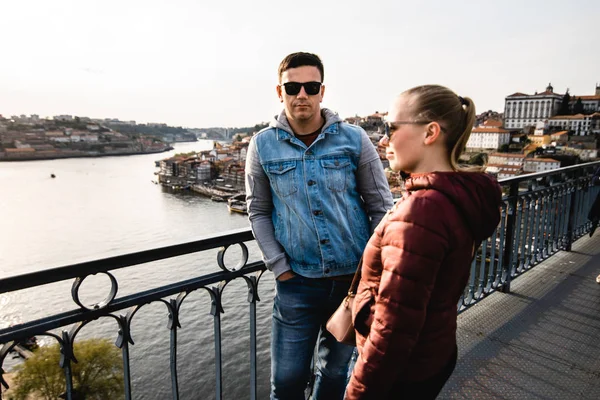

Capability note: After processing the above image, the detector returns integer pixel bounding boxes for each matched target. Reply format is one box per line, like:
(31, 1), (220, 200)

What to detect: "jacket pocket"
(265, 161), (298, 197)
(352, 288), (375, 337)
(320, 156), (350, 192)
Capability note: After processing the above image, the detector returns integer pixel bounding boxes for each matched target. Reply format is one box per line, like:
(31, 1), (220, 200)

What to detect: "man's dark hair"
(278, 52), (324, 83)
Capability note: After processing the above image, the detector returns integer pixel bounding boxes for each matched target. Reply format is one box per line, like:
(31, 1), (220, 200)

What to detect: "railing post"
(208, 285), (224, 400)
(60, 331), (75, 400)
(566, 169), (579, 251)
(168, 299), (181, 400)
(116, 313), (134, 400)
(501, 181), (519, 293)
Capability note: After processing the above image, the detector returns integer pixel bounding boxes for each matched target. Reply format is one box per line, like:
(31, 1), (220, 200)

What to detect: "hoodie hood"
(270, 108), (342, 134)
(405, 172), (503, 241)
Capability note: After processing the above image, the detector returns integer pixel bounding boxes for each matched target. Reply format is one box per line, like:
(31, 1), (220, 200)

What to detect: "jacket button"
(308, 180), (316, 186)
(324, 268), (331, 274)
(334, 160), (339, 166)
(320, 239), (329, 244)
(313, 210), (322, 216)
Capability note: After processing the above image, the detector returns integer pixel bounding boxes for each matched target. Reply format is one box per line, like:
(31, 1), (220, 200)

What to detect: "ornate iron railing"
(459, 160), (600, 310)
(1, 161), (599, 399)
(1, 229), (267, 400)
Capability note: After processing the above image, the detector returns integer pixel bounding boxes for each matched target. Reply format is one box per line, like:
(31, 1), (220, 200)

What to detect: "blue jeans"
(271, 275), (355, 400)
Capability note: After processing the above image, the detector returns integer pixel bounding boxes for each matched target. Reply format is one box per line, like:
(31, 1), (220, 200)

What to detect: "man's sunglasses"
(281, 81), (322, 96)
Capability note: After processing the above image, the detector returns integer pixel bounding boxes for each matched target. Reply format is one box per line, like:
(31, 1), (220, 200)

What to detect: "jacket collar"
(272, 108), (341, 141)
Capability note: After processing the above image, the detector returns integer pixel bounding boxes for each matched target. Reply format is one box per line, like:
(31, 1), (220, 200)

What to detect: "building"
(550, 130), (568, 146)
(523, 158), (560, 174)
(466, 119), (510, 151)
(344, 116), (361, 125)
(488, 152), (526, 167)
(504, 83), (562, 130)
(53, 115), (74, 121)
(505, 84), (600, 132)
(568, 84), (600, 113)
(485, 152), (528, 179)
(365, 112), (387, 125)
(547, 113), (600, 136)
(528, 134), (552, 147)
(485, 163), (522, 179)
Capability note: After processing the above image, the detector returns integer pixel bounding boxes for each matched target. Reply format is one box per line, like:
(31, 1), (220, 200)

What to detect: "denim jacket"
(245, 109), (393, 279)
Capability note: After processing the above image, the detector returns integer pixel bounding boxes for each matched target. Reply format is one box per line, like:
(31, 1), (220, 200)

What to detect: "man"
(245, 52), (393, 400)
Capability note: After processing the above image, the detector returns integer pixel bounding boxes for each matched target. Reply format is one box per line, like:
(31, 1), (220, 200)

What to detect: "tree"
(498, 144), (510, 152)
(573, 97), (584, 114)
(467, 152), (488, 166)
(557, 91), (571, 115)
(11, 339), (124, 400)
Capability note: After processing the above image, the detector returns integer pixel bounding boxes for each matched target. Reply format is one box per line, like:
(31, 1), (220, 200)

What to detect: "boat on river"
(227, 193), (247, 214)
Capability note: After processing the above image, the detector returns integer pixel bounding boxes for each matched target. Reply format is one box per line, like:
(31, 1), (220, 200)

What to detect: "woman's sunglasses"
(281, 81), (322, 96)
(383, 120), (432, 141)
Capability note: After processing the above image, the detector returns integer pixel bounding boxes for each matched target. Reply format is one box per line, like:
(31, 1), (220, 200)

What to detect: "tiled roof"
(549, 114), (587, 120)
(498, 170), (521, 175)
(526, 158), (559, 163)
(472, 127), (510, 133)
(490, 152), (526, 158)
(487, 163), (521, 169)
(483, 119), (503, 127)
(573, 95), (600, 101)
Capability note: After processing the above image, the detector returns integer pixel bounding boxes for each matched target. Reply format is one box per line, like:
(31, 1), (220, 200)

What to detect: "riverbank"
(0, 146), (174, 162)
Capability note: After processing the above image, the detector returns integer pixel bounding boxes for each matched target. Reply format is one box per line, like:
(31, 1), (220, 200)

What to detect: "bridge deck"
(441, 233), (600, 399)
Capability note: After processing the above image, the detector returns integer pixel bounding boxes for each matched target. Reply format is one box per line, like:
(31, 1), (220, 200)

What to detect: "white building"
(523, 158), (560, 173)
(53, 115), (73, 121)
(547, 113), (600, 136)
(488, 152), (526, 167)
(485, 152), (527, 179)
(505, 84), (600, 131)
(485, 164), (522, 180)
(504, 84), (562, 130)
(466, 120), (510, 150)
(568, 85), (600, 113)
(79, 134), (99, 142)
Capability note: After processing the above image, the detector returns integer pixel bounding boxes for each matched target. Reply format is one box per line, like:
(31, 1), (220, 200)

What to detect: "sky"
(1, 0), (598, 128)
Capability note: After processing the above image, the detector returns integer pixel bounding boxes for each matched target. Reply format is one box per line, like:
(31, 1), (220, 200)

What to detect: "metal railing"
(459, 160), (600, 310)
(1, 161), (599, 399)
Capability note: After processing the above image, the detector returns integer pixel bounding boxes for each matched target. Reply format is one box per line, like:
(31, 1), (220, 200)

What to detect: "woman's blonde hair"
(403, 85), (478, 171)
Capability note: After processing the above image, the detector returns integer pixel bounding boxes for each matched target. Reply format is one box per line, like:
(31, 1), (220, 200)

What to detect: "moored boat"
(227, 193), (247, 214)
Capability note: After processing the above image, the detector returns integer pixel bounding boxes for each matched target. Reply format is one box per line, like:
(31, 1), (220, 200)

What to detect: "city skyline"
(1, 0), (598, 128)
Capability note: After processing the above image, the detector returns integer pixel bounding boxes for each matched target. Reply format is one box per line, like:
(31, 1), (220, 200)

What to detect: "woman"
(345, 85), (503, 399)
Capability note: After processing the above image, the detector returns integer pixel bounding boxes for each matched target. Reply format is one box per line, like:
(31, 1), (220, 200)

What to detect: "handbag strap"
(348, 256), (363, 295)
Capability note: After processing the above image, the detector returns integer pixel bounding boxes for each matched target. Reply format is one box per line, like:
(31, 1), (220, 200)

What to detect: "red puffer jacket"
(346, 171), (502, 399)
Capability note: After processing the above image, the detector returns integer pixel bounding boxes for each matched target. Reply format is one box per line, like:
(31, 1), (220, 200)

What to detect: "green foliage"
(11, 339), (124, 400)
(498, 144), (510, 152)
(173, 151), (198, 158)
(573, 97), (584, 114)
(557, 91), (571, 115)
(229, 122), (268, 134)
(112, 124), (190, 137)
(467, 152), (488, 166)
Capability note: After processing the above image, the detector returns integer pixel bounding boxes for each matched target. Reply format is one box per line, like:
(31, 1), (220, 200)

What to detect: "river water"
(0, 140), (275, 399)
